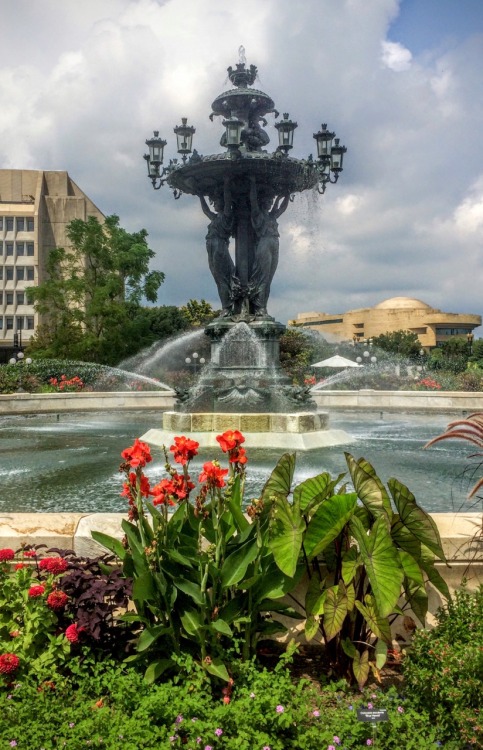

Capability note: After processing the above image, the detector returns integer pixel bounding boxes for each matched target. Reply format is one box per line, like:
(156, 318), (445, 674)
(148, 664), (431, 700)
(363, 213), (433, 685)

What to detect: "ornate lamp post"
(143, 54), (347, 413)
(467, 332), (474, 355)
(185, 351), (206, 375)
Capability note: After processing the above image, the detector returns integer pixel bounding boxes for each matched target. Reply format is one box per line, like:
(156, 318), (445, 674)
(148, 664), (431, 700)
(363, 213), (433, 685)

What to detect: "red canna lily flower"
(216, 430), (245, 453)
(170, 436), (199, 465)
(121, 438), (152, 469)
(199, 461), (229, 488)
(228, 446), (248, 465)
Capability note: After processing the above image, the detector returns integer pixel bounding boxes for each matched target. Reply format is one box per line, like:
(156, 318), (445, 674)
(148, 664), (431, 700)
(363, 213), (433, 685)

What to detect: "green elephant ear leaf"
(261, 453), (296, 502)
(305, 614), (320, 641)
(268, 495), (305, 577)
(403, 579), (428, 625)
(303, 492), (357, 561)
(293, 472), (341, 514)
(419, 544), (450, 600)
(350, 515), (403, 618)
(323, 583), (349, 641)
(388, 478), (446, 561)
(345, 453), (392, 519)
(352, 649), (370, 690)
(355, 595), (392, 643)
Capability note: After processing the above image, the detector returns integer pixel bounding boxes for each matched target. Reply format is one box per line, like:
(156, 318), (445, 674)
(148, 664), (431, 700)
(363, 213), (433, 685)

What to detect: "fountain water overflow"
(142, 55), (350, 449)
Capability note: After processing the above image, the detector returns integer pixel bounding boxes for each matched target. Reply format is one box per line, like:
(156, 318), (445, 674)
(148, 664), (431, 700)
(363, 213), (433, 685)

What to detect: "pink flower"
(276, 705), (284, 713)
(397, 706), (404, 713)
(328, 746), (336, 750)
(65, 623), (81, 643)
(366, 741), (373, 746)
(367, 702), (373, 709)
(313, 710), (320, 717)
(214, 728), (223, 736)
(333, 738), (341, 745)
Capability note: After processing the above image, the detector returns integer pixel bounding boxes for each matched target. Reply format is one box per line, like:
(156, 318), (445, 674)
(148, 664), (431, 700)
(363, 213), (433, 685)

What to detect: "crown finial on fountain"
(227, 46), (257, 88)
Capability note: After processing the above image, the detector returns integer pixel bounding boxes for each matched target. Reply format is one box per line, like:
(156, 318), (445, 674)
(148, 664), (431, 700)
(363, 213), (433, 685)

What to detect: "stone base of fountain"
(141, 410), (353, 450)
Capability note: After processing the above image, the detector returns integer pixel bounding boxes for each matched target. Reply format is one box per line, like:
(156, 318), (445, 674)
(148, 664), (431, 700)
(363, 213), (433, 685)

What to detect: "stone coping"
(1, 390), (483, 416)
(1, 511), (480, 569)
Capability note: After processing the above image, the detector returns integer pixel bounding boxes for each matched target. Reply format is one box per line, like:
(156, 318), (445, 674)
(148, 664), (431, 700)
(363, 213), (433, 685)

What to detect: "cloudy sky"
(1, 0), (483, 329)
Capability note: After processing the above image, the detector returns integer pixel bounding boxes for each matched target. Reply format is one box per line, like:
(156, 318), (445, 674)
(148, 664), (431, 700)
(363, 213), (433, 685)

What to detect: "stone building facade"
(290, 296), (481, 349)
(0, 170), (104, 362)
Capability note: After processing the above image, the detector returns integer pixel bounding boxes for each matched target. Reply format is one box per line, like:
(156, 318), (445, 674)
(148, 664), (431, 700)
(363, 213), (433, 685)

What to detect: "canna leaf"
(136, 624), (170, 652)
(144, 659), (174, 684)
(175, 579), (205, 606)
(228, 475), (250, 532)
(91, 531), (126, 560)
(203, 657), (230, 682)
(180, 608), (203, 639)
(221, 538), (259, 587)
(210, 618), (233, 636)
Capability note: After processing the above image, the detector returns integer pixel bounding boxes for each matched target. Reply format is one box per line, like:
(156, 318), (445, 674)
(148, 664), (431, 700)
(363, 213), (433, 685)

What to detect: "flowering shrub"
(48, 374), (85, 392)
(414, 376), (442, 391)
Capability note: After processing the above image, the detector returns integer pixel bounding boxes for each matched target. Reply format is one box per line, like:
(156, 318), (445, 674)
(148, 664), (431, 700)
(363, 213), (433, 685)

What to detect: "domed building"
(290, 296), (481, 349)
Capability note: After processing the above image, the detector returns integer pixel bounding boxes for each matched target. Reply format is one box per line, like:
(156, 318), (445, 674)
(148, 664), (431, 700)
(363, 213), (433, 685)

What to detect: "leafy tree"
(180, 299), (216, 326)
(429, 338), (469, 374)
(371, 330), (422, 359)
(26, 215), (165, 364)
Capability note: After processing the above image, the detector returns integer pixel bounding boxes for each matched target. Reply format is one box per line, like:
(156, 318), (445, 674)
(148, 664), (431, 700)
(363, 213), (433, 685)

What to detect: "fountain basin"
(141, 410), (352, 450)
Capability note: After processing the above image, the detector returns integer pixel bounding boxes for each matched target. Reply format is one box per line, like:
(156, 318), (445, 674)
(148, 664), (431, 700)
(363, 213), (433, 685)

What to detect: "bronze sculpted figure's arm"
(201, 176), (235, 316)
(271, 193), (290, 219)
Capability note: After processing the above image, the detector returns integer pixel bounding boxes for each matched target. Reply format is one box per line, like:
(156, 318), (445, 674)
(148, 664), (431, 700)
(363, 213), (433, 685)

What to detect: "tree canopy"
(371, 330), (422, 359)
(27, 215), (167, 364)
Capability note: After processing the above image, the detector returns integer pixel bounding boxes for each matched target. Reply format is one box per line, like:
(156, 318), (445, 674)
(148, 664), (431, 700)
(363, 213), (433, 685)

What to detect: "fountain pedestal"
(142, 409), (352, 451)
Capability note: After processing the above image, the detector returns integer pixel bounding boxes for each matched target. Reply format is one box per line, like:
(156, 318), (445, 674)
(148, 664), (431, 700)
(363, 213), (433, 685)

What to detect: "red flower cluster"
(28, 584), (45, 598)
(49, 374), (85, 392)
(22, 549), (37, 558)
(216, 430), (247, 465)
(0, 653), (20, 675)
(65, 623), (81, 643)
(121, 438), (152, 468)
(170, 436), (199, 465)
(152, 472), (195, 506)
(121, 472), (152, 501)
(417, 377), (442, 391)
(0, 548), (15, 562)
(39, 557), (68, 575)
(199, 461), (229, 488)
(46, 590), (69, 611)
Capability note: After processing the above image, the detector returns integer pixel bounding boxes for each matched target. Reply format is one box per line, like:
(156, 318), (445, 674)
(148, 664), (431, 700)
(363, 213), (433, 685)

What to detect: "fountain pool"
(0, 409), (479, 515)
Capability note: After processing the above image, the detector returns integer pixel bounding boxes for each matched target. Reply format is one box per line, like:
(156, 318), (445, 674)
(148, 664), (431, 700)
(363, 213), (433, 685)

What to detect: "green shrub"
(403, 583), (483, 747)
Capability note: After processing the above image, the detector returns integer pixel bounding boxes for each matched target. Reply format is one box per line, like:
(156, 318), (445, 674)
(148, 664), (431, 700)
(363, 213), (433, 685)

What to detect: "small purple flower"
(397, 706), (404, 713)
(263, 746), (271, 750)
(276, 705), (284, 713)
(328, 746), (336, 750)
(366, 741), (373, 747)
(196, 739), (202, 745)
(69, 723), (75, 728)
(215, 729), (223, 737)
(175, 714), (183, 724)
(7, 695), (12, 700)
(348, 704), (353, 710)
(367, 702), (373, 709)
(333, 737), (341, 745)
(371, 693), (377, 699)
(9, 743), (17, 748)
(205, 746), (213, 750)
(312, 710), (320, 717)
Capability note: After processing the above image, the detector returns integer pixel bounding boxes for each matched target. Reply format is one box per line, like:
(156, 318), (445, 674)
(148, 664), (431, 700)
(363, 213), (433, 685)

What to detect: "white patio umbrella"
(311, 354), (362, 368)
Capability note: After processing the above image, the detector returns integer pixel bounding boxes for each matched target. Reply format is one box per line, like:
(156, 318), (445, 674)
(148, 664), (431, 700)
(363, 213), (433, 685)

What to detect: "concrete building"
(0, 169), (104, 362)
(290, 296), (481, 349)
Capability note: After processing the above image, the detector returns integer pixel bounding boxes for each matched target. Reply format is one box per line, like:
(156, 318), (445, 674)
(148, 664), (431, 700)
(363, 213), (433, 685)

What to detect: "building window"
(6, 268), (14, 281)
(6, 218), (14, 232)
(16, 267), (25, 281)
(16, 292), (25, 305)
(435, 327), (471, 336)
(0, 292), (2, 304)
(6, 243), (14, 256)
(0, 242), (2, 256)
(26, 267), (34, 281)
(6, 292), (14, 306)
(16, 243), (25, 256)
(26, 243), (34, 256)
(16, 218), (25, 232)
(0, 268), (3, 280)
(26, 316), (34, 330)
(16, 316), (24, 331)
(26, 218), (34, 232)
(6, 317), (13, 330)
(0, 319), (3, 329)
(0, 218), (3, 230)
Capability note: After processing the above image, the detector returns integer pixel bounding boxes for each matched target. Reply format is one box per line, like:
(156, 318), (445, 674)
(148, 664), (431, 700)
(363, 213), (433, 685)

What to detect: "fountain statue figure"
(144, 55), (346, 423)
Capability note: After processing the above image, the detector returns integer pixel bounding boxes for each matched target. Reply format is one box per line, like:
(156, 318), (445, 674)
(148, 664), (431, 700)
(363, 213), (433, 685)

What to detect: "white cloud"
(381, 40), (412, 71)
(0, 0), (482, 331)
